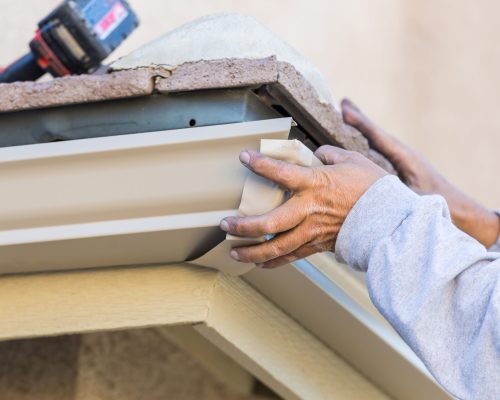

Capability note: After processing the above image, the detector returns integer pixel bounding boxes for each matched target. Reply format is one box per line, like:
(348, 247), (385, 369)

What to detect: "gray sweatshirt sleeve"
(335, 175), (500, 400)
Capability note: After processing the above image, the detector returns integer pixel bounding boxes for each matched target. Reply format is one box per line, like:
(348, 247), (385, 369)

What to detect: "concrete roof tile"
(0, 69), (156, 113)
(155, 57), (279, 93)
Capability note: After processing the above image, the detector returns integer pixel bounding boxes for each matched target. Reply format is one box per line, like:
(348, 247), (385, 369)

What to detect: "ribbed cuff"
(335, 175), (419, 271)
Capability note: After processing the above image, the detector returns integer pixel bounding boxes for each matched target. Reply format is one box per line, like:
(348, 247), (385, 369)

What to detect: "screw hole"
(189, 119), (197, 127)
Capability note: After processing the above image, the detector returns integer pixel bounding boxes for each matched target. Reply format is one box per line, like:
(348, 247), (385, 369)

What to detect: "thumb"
(314, 145), (353, 165)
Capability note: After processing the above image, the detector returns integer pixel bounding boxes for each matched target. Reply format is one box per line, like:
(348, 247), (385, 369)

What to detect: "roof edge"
(0, 57), (395, 173)
(0, 69), (158, 113)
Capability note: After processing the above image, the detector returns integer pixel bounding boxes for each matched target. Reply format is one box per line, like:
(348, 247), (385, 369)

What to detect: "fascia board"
(197, 271), (390, 400)
(0, 264), (218, 341)
(0, 118), (291, 275)
(0, 263), (390, 399)
(245, 258), (452, 400)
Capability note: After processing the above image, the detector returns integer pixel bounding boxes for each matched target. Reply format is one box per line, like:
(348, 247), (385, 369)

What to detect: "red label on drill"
(94, 2), (129, 40)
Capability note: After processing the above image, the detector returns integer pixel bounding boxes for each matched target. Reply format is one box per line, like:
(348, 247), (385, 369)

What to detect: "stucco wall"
(1, 0), (499, 208)
(0, 328), (267, 400)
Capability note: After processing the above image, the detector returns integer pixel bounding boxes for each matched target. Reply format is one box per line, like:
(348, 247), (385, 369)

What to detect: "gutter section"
(0, 118), (290, 275)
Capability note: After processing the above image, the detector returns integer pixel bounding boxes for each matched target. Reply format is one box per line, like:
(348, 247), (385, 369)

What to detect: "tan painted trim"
(0, 265), (215, 341)
(158, 325), (255, 395)
(0, 264), (389, 399)
(196, 273), (389, 400)
(245, 261), (451, 400)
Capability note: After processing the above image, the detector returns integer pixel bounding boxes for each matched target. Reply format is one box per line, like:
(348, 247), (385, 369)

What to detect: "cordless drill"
(0, 0), (139, 83)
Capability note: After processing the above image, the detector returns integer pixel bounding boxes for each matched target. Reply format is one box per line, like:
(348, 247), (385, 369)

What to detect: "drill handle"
(0, 52), (45, 84)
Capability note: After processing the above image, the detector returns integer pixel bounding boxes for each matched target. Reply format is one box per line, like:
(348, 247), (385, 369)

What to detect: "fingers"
(341, 98), (403, 160)
(341, 98), (378, 137)
(221, 196), (306, 238)
(240, 150), (313, 191)
(258, 245), (318, 269)
(314, 145), (356, 165)
(230, 227), (307, 264)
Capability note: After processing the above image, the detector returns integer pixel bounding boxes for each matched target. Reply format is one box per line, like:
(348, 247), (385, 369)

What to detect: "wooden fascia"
(0, 263), (389, 400)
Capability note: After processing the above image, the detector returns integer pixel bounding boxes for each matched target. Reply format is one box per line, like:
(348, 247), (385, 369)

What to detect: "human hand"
(342, 98), (500, 247)
(219, 147), (387, 269)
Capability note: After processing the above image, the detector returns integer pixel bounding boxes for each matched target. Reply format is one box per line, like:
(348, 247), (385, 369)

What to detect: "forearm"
(340, 99), (500, 248)
(336, 175), (500, 399)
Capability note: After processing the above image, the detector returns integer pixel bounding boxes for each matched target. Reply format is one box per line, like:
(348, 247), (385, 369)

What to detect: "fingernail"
(220, 220), (229, 232)
(230, 250), (240, 261)
(239, 151), (250, 165)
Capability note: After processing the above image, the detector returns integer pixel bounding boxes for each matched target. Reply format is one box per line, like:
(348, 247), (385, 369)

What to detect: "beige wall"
(0, 328), (265, 400)
(2, 0), (500, 207)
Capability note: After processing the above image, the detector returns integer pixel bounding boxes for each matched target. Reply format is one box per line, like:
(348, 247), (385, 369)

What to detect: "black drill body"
(0, 0), (139, 83)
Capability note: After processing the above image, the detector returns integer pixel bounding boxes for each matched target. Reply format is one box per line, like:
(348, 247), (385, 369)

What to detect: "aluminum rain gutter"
(0, 118), (290, 275)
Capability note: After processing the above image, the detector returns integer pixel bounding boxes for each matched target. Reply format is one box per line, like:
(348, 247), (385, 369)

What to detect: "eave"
(0, 58), (450, 399)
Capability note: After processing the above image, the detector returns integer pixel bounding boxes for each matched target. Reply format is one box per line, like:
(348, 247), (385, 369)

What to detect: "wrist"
(451, 200), (500, 248)
(486, 211), (500, 248)
(479, 210), (500, 248)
